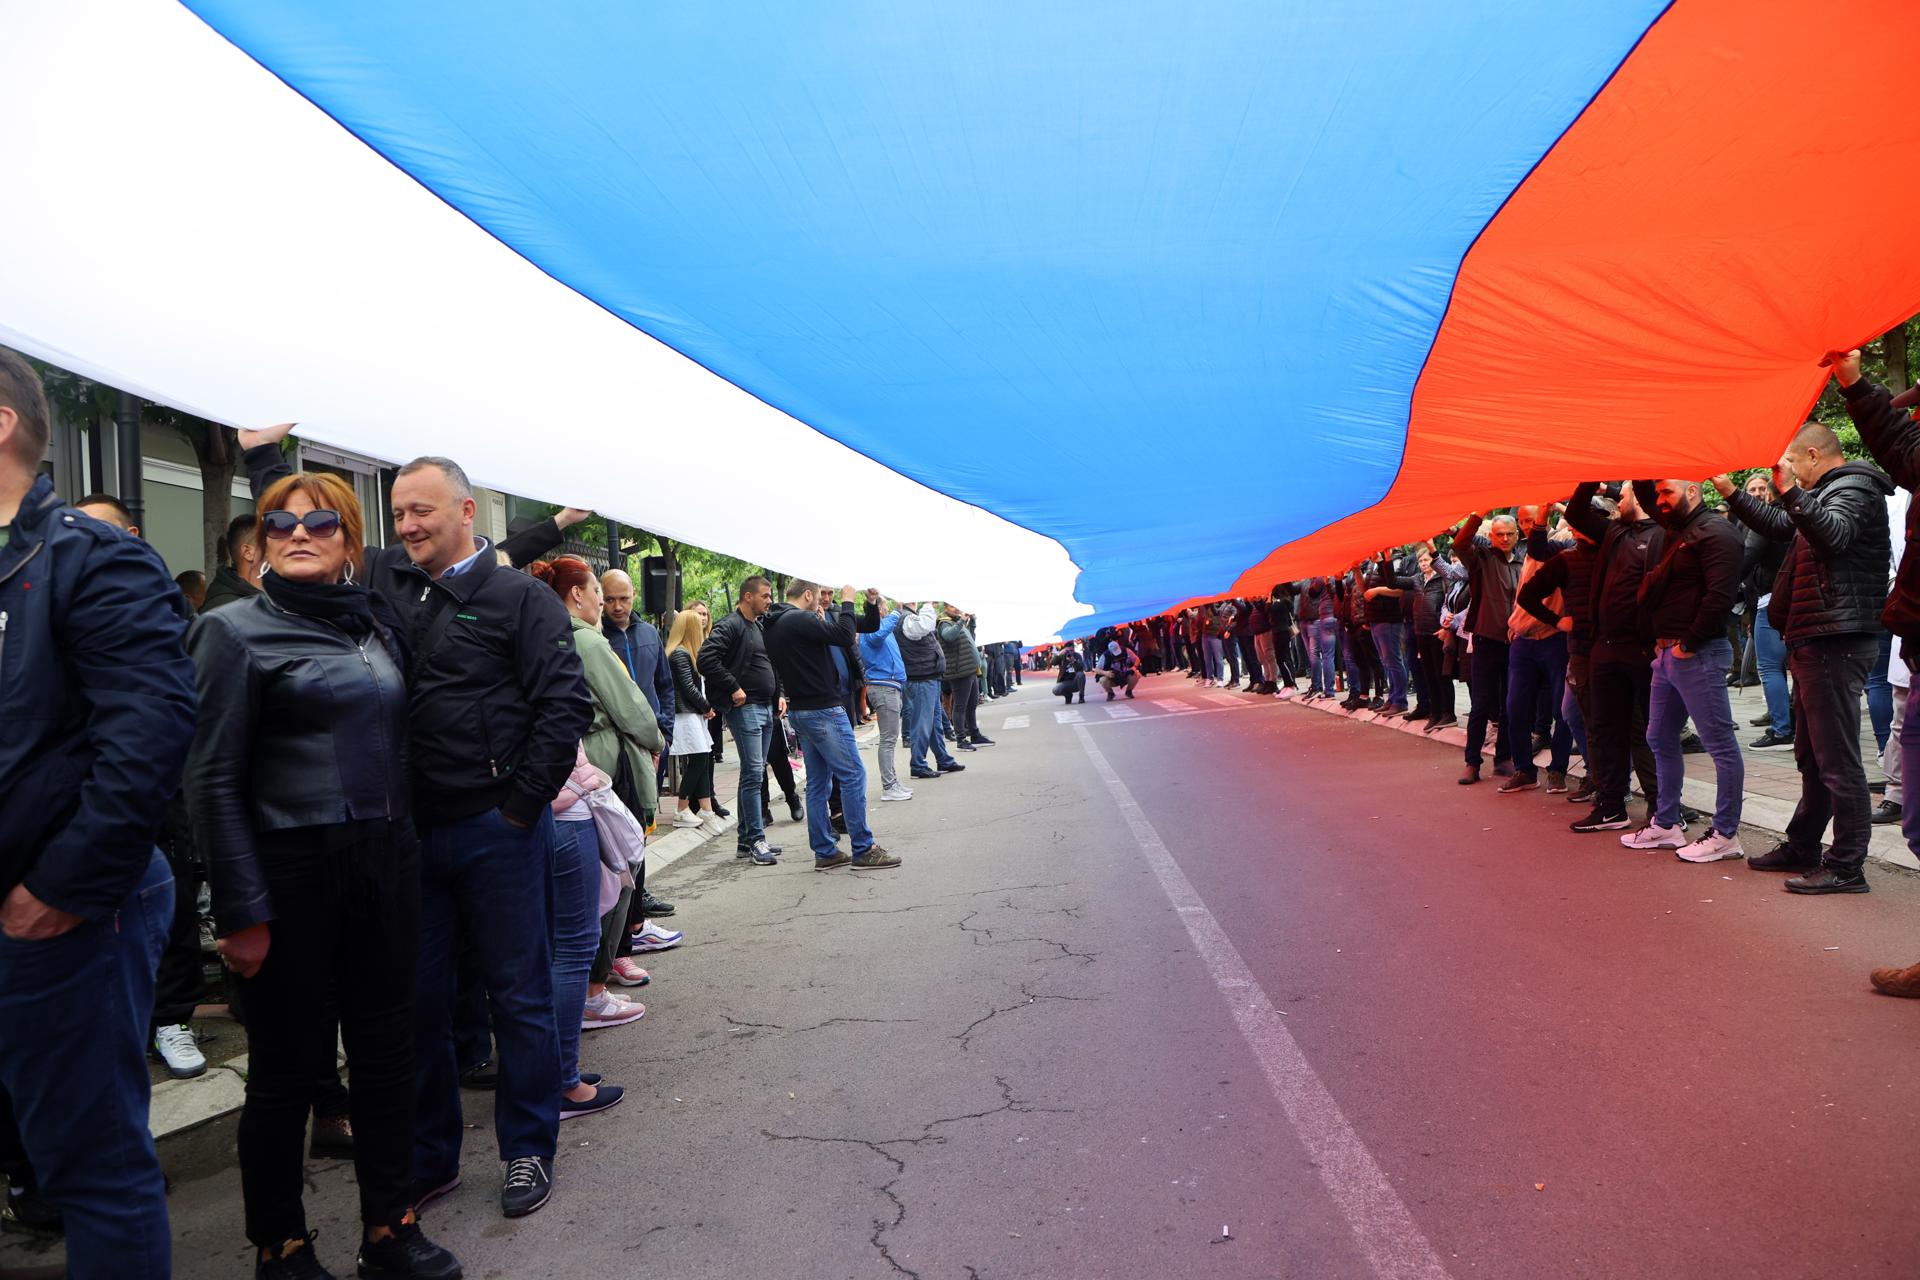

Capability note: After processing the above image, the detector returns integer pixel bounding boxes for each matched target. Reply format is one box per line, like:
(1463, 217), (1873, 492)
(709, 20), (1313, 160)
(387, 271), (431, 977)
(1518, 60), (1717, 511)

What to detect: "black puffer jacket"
(184, 593), (408, 934)
(1727, 462), (1893, 644)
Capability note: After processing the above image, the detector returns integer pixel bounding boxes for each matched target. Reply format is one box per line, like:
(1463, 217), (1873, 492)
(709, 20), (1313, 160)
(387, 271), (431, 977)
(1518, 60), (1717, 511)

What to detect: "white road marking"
(1001, 715), (1031, 730)
(1103, 704), (1140, 719)
(1054, 708), (1084, 724)
(1072, 724), (1451, 1280)
(1201, 691), (1248, 707)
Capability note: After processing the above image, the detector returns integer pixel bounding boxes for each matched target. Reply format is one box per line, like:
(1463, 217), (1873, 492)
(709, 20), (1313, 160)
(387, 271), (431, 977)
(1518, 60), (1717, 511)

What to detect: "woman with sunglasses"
(185, 473), (460, 1280)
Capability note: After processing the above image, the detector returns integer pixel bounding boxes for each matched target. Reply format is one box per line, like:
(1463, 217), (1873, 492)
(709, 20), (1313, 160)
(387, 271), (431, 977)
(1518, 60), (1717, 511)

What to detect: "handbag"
(565, 780), (647, 915)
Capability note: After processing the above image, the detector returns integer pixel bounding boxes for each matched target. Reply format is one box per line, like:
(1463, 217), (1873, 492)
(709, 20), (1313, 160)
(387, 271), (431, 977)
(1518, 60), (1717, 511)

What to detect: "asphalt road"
(9, 672), (1920, 1279)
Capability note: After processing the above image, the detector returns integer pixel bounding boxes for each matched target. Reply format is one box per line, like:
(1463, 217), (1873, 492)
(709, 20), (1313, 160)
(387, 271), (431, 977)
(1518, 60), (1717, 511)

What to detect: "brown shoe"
(1458, 765), (1481, 786)
(850, 846), (902, 870)
(1869, 961), (1920, 997)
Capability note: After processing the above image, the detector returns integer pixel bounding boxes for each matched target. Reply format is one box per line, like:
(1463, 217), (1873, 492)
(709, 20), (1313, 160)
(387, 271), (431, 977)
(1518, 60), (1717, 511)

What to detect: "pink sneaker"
(610, 957), (651, 987)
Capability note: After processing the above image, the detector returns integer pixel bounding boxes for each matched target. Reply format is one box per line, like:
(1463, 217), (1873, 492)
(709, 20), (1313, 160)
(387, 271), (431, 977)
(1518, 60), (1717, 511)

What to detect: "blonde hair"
(664, 607), (709, 660)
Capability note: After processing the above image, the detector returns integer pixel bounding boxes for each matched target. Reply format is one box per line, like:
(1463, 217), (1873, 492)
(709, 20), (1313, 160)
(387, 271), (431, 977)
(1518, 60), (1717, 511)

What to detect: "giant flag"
(3, 1), (1916, 638)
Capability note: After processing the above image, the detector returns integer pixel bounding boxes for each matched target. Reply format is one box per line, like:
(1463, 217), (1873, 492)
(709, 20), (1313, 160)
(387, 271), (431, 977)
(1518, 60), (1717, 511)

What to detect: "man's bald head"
(1785, 421), (1847, 489)
(601, 568), (636, 628)
(1790, 421), (1843, 459)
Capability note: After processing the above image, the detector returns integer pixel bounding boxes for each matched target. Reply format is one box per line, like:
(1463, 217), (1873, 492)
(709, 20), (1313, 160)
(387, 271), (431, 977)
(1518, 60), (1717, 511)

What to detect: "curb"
(1283, 694), (1920, 874)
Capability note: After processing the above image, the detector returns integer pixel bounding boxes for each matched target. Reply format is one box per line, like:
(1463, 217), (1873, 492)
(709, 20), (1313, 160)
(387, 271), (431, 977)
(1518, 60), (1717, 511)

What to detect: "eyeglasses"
(262, 509), (343, 540)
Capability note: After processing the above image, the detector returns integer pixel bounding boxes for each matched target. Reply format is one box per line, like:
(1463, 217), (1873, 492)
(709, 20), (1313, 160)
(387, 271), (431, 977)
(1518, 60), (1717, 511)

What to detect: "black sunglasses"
(262, 509), (342, 540)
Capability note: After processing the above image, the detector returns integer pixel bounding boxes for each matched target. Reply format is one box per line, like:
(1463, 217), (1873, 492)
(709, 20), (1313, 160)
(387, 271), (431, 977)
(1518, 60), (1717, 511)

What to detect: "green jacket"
(938, 616), (981, 683)
(572, 615), (664, 813)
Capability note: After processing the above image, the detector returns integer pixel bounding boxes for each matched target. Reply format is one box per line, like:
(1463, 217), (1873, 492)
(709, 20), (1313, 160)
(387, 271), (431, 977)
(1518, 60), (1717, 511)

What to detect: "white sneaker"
(1619, 822), (1688, 850)
(582, 990), (646, 1030)
(881, 786), (914, 802)
(700, 813), (728, 835)
(1676, 831), (1745, 863)
(671, 810), (705, 829)
(153, 1024), (206, 1079)
(632, 921), (684, 952)
(1276, 687), (1296, 700)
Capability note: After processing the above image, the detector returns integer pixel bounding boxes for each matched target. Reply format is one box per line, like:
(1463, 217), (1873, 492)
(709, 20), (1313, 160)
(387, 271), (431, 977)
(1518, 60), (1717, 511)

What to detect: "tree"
(143, 403), (240, 574)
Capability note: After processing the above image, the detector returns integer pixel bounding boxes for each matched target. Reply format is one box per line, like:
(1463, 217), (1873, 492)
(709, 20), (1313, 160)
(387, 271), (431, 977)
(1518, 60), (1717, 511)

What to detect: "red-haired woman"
(185, 472), (459, 1279)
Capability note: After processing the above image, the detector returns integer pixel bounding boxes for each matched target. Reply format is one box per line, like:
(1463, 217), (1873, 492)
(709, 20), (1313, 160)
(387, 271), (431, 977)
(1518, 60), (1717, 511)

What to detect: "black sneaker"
(357, 1215), (462, 1279)
(1747, 841), (1821, 873)
(830, 813), (849, 836)
(1566, 783), (1597, 806)
(1570, 807), (1631, 833)
(1750, 713), (1772, 727)
(309, 1112), (354, 1160)
(1680, 731), (1705, 755)
(956, 741), (978, 752)
(1749, 729), (1793, 750)
(1784, 867), (1870, 895)
(970, 735), (996, 745)
(937, 761), (967, 773)
(256, 1232), (334, 1280)
(1872, 800), (1903, 825)
(909, 769), (942, 780)
(787, 797), (804, 823)
(457, 1061), (497, 1091)
(638, 891), (675, 918)
(500, 1156), (553, 1219)
(3, 1177), (63, 1236)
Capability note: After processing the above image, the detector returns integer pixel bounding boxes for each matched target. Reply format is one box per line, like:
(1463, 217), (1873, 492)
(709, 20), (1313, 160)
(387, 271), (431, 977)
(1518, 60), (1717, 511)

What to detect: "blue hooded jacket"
(857, 609), (906, 689)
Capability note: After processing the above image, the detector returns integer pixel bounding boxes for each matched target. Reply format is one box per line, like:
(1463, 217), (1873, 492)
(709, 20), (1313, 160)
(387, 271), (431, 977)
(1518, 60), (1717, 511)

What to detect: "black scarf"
(262, 569), (378, 638)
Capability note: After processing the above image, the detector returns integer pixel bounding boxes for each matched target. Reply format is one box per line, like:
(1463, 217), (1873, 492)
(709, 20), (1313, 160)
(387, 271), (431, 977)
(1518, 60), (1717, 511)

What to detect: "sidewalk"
(145, 717), (888, 1143)
(1283, 679), (1918, 872)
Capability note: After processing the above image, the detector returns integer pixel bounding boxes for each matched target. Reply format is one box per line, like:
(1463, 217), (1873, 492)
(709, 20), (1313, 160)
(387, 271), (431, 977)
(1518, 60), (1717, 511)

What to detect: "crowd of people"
(1038, 350), (1920, 996)
(0, 349), (1021, 1280)
(13, 335), (1920, 1277)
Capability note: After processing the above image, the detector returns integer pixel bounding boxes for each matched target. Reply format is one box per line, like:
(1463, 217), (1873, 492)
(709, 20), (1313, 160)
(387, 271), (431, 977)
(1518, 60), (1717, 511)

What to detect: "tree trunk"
(656, 535), (680, 628)
(187, 424), (238, 574)
(1883, 322), (1911, 393)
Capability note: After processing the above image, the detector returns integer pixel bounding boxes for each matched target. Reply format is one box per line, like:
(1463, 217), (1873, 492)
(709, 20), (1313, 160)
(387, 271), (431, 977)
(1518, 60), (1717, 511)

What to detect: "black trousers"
(945, 673), (981, 740)
(238, 821), (418, 1246)
(1464, 636), (1510, 766)
(1416, 635), (1454, 720)
(1348, 625), (1383, 698)
(1588, 643), (1658, 812)
(1785, 634), (1879, 871)
(760, 715), (799, 809)
(1236, 634), (1262, 685)
(677, 750), (715, 804)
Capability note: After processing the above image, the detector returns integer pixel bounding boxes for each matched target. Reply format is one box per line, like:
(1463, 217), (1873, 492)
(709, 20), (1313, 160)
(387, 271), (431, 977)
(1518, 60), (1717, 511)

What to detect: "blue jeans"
(1648, 639), (1744, 835)
(1754, 610), (1791, 737)
(788, 708), (874, 859)
(727, 702), (773, 849)
(1308, 619), (1340, 694)
(1371, 621), (1409, 708)
(905, 679), (957, 772)
(0, 849), (172, 1278)
(1561, 675), (1588, 764)
(1201, 635), (1224, 681)
(1868, 629), (1894, 752)
(549, 818), (601, 1091)
(1507, 635), (1570, 777)
(414, 810), (560, 1180)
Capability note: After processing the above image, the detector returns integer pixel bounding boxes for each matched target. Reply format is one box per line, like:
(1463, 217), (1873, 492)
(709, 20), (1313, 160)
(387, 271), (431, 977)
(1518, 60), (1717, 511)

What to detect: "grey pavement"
(8, 674), (1920, 1278)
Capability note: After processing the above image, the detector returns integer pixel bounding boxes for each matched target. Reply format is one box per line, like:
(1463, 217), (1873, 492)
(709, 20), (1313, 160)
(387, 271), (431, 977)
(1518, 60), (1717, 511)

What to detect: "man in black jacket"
(241, 423), (590, 1220)
(1719, 428), (1893, 889)
(0, 349), (196, 1274)
(764, 581), (899, 871)
(1830, 349), (1920, 989)
(202, 513), (264, 613)
(698, 576), (784, 864)
(1452, 512), (1523, 783)
(1619, 479), (1745, 858)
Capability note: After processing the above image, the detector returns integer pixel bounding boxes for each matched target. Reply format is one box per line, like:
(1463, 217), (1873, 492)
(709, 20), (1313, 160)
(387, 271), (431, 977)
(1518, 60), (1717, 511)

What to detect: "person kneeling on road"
(1096, 639), (1141, 700)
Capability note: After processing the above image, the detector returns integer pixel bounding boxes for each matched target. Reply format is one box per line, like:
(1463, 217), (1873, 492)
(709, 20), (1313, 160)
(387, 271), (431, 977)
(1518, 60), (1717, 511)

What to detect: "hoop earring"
(342, 560), (356, 585)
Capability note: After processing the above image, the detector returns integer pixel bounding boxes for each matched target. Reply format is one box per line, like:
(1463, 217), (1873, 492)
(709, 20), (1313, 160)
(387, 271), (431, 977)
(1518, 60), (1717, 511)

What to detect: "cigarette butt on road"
(1535, 1183), (1546, 1192)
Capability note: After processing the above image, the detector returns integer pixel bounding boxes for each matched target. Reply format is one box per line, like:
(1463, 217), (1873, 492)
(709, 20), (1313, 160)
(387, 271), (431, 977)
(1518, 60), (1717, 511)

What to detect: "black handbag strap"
(408, 587), (459, 687)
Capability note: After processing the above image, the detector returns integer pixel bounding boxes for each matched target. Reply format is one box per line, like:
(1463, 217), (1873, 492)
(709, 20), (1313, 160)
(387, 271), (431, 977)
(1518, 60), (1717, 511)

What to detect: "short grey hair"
(397, 455), (472, 500)
(1488, 514), (1519, 531)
